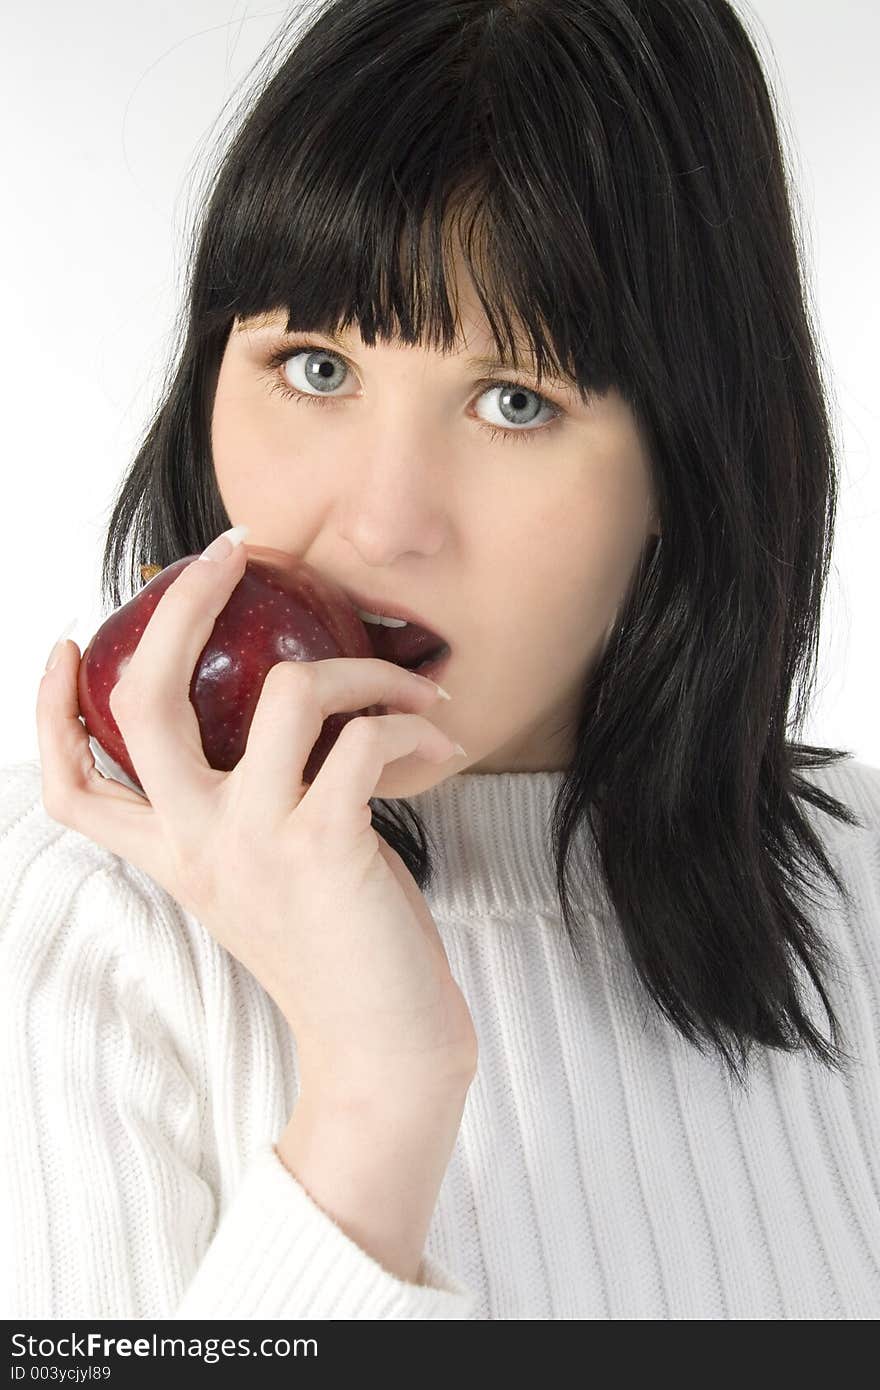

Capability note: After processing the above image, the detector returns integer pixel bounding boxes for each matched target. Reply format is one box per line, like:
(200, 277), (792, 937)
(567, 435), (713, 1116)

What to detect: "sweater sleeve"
(171, 1142), (474, 1318)
(0, 761), (476, 1320)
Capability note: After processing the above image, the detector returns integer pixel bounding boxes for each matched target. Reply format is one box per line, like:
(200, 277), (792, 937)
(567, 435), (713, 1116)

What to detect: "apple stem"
(140, 564), (163, 585)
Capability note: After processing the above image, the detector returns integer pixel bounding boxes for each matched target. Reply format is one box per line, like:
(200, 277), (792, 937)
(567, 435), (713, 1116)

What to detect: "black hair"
(99, 0), (864, 1091)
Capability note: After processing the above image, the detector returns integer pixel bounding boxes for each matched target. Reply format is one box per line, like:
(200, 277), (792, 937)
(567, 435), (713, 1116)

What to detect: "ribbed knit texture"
(2, 754), (879, 1319)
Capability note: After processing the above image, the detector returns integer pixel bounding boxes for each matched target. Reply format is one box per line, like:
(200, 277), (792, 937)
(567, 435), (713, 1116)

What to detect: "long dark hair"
(99, 0), (864, 1090)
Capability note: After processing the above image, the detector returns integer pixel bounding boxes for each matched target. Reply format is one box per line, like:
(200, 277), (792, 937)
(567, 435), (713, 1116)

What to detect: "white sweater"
(2, 753), (880, 1320)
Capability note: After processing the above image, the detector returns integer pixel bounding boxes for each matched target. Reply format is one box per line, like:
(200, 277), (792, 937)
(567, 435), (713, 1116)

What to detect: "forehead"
(232, 234), (537, 359)
(229, 227), (588, 388)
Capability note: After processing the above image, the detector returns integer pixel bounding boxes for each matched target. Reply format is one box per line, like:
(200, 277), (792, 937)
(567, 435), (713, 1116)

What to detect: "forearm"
(275, 1080), (471, 1285)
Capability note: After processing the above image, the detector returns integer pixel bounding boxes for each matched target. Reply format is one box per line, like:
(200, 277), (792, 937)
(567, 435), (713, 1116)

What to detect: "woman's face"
(211, 262), (659, 798)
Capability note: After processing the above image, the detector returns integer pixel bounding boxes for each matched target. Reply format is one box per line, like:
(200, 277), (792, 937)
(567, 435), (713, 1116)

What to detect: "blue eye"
(262, 341), (565, 446)
(474, 381), (559, 437)
(270, 345), (356, 398)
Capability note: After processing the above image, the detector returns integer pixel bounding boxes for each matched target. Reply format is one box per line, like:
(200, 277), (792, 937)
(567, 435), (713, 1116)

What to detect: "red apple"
(77, 545), (377, 796)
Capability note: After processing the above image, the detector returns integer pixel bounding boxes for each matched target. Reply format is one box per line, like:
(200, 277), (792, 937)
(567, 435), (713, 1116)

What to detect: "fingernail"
(411, 674), (452, 700)
(198, 523), (251, 562)
(446, 743), (467, 760)
(45, 617), (78, 673)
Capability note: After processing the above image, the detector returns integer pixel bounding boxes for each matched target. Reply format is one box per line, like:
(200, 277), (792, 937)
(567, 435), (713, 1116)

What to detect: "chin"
(374, 757), (460, 800)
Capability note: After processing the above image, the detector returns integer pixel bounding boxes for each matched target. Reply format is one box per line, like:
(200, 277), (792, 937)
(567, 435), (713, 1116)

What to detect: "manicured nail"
(411, 673), (452, 700)
(446, 743), (467, 760)
(198, 523), (250, 562)
(45, 617), (78, 673)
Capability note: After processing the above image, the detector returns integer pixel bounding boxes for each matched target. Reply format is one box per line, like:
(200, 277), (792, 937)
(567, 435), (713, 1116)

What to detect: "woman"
(3, 0), (880, 1319)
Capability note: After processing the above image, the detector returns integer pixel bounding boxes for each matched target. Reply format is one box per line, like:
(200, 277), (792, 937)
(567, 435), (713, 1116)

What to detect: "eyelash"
(261, 341), (564, 446)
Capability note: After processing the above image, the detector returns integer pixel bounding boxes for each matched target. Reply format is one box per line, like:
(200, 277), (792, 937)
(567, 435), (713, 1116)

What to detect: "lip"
(409, 644), (451, 684)
(372, 644), (452, 716)
(340, 585), (447, 648)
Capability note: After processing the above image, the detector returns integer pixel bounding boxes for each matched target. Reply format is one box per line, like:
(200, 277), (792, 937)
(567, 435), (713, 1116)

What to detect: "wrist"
(295, 1049), (477, 1116)
(276, 1082), (469, 1285)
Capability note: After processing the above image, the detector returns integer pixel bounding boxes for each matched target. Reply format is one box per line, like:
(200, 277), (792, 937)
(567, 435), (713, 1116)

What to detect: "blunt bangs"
(191, 0), (656, 407)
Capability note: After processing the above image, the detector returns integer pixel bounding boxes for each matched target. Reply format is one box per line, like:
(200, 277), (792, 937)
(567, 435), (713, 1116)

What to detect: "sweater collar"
(386, 769), (571, 919)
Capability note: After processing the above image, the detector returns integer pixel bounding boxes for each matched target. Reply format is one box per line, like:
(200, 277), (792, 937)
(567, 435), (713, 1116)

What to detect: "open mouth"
(361, 617), (450, 673)
(397, 643), (451, 677)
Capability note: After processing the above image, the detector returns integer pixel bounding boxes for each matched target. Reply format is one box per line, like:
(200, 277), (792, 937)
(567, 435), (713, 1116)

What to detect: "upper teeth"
(356, 607), (408, 628)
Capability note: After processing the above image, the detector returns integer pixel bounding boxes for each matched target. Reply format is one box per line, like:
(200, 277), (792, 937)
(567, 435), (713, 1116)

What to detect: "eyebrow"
(237, 319), (568, 386)
(463, 351), (552, 379)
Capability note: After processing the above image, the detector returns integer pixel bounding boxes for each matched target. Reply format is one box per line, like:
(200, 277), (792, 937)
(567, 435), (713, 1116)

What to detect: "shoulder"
(790, 753), (880, 918)
(0, 759), (219, 1047)
(793, 753), (880, 832)
(0, 757), (122, 877)
(0, 759), (121, 954)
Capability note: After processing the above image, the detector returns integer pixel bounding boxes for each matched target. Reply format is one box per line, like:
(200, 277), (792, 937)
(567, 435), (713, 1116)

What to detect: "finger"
(108, 537), (247, 823)
(296, 710), (464, 838)
(36, 637), (156, 860)
(230, 656), (448, 827)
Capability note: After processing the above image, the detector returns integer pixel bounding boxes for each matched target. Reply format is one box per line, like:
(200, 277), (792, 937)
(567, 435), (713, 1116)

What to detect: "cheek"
(211, 374), (313, 520)
(484, 494), (644, 674)
(211, 371), (258, 495)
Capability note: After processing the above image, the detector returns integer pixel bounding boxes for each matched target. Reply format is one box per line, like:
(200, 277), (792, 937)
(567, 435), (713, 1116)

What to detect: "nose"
(337, 441), (447, 565)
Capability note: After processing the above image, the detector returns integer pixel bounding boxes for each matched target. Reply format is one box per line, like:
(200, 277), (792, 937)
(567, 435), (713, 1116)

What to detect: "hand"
(36, 542), (478, 1099)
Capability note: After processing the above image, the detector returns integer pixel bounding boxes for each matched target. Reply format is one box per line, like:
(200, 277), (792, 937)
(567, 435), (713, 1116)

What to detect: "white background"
(2, 1), (877, 771)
